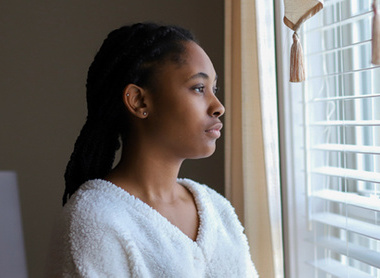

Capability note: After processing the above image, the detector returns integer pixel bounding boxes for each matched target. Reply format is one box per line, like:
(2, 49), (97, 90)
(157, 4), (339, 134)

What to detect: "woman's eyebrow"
(188, 72), (218, 81)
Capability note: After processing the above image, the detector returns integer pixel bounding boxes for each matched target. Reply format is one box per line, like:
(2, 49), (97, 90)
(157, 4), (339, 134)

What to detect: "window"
(278, 0), (380, 277)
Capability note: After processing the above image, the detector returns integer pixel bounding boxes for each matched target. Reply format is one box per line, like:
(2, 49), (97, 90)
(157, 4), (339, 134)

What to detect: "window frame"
(276, 0), (380, 277)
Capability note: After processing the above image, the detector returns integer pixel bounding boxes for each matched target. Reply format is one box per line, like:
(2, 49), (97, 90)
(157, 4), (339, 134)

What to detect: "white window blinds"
(279, 0), (380, 277)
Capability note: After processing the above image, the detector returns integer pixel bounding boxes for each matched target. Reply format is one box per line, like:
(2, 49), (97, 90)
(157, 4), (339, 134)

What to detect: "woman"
(47, 23), (258, 277)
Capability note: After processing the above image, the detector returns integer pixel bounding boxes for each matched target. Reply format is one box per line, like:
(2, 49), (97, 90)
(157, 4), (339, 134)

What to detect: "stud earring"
(143, 112), (147, 116)
(126, 93), (130, 96)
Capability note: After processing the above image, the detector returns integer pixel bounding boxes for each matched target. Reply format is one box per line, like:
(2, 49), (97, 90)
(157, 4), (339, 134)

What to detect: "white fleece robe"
(46, 178), (258, 278)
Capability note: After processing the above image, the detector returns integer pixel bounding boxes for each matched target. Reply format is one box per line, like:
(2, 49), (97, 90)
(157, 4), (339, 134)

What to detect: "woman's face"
(145, 41), (225, 160)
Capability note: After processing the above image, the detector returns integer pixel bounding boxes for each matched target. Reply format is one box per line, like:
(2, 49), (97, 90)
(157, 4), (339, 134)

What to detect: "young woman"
(47, 23), (258, 277)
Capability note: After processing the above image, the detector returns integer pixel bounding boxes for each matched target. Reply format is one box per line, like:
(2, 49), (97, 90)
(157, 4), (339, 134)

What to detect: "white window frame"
(276, 0), (380, 277)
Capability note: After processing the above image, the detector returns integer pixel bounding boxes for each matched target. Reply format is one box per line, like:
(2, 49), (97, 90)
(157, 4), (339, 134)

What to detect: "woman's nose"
(209, 94), (225, 118)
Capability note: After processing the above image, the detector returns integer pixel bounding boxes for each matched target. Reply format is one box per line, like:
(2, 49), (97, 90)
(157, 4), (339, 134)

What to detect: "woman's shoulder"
(62, 179), (130, 224)
(65, 179), (121, 204)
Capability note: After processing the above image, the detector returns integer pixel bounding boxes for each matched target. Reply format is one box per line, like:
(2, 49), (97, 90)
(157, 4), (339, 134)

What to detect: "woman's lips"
(205, 122), (223, 138)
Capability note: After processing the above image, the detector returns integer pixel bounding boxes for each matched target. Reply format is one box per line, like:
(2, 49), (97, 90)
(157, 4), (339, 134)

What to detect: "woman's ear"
(122, 84), (150, 118)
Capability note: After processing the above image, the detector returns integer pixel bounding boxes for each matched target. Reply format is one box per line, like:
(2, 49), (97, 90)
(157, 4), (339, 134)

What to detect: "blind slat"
(305, 10), (372, 34)
(307, 65), (380, 81)
(313, 189), (380, 211)
(313, 166), (380, 183)
(311, 236), (380, 268)
(320, 0), (344, 8)
(309, 120), (380, 127)
(308, 258), (374, 278)
(307, 39), (371, 57)
(309, 92), (380, 102)
(312, 143), (380, 154)
(311, 212), (380, 240)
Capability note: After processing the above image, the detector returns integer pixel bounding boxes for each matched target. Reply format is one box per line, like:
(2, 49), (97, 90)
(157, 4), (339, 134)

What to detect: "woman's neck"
(105, 142), (185, 203)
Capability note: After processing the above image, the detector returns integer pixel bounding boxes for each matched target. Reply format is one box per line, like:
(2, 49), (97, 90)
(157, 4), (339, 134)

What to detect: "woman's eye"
(213, 86), (219, 94)
(193, 85), (205, 93)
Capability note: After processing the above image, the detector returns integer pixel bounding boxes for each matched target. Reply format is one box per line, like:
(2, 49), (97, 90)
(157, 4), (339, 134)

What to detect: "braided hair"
(63, 23), (195, 205)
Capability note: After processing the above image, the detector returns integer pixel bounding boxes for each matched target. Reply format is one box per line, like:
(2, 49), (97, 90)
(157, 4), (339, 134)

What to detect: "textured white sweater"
(46, 178), (258, 278)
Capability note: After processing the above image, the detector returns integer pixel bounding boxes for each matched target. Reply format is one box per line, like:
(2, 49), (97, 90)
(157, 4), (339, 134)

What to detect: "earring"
(126, 93), (130, 96)
(143, 112), (147, 116)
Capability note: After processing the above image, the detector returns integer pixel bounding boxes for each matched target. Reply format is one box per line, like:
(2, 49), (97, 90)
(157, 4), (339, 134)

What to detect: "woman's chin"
(186, 145), (217, 160)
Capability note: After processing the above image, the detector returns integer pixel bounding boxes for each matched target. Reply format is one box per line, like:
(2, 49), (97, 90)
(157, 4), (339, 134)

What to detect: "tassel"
(372, 0), (380, 65)
(290, 32), (305, 82)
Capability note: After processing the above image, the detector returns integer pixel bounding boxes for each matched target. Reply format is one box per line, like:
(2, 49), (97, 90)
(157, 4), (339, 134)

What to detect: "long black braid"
(63, 23), (195, 205)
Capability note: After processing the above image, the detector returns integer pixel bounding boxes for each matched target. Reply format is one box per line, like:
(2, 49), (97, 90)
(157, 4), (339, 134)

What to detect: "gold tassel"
(372, 0), (380, 65)
(290, 32), (305, 82)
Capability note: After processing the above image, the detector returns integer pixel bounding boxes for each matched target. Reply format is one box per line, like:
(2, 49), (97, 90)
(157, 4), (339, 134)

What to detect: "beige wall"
(0, 1), (224, 277)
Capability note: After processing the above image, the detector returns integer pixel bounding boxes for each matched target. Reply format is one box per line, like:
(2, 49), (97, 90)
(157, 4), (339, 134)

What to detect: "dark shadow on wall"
(0, 1), (224, 277)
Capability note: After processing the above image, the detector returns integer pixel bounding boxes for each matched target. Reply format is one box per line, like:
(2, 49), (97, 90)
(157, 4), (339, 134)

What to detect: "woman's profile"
(47, 22), (258, 277)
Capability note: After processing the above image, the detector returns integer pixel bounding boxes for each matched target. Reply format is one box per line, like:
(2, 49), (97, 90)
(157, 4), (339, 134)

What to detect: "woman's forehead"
(162, 42), (217, 81)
